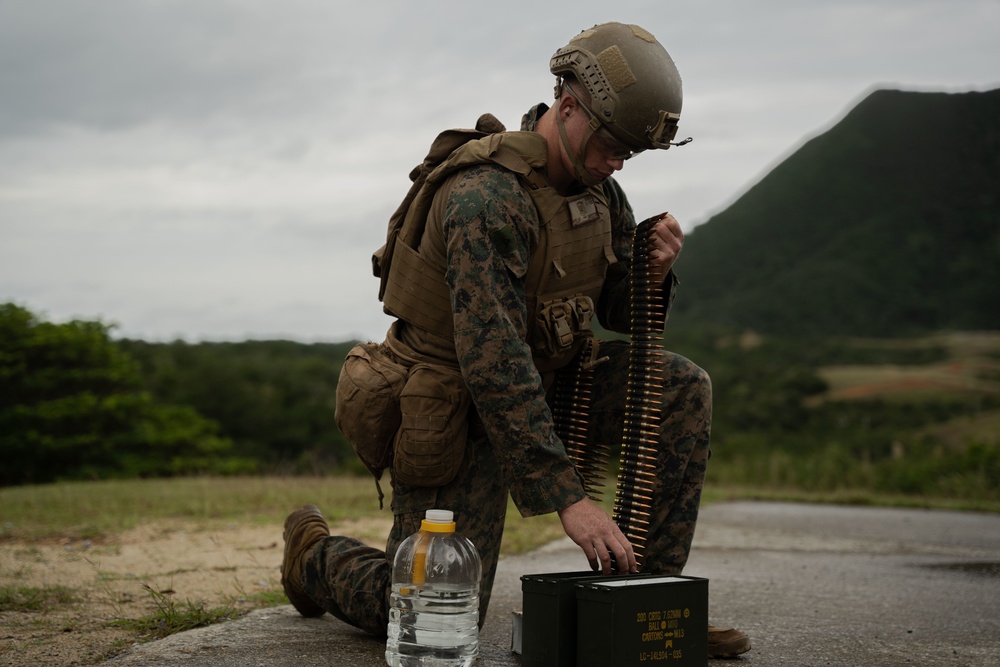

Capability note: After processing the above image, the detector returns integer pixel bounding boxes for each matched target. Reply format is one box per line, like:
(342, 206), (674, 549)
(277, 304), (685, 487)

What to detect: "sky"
(1, 0), (998, 344)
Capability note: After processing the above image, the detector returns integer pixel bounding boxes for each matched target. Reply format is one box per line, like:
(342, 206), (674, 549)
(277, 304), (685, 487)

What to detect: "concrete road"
(99, 501), (1000, 667)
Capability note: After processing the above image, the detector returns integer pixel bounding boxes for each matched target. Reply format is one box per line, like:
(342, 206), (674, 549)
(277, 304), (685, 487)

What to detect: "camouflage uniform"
(301, 104), (711, 637)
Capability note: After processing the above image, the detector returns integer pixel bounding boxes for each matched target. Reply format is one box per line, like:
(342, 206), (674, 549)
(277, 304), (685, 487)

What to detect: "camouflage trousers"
(301, 339), (711, 637)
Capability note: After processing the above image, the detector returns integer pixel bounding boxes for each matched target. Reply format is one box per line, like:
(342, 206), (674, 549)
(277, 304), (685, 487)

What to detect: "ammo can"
(520, 571), (649, 667)
(575, 575), (708, 667)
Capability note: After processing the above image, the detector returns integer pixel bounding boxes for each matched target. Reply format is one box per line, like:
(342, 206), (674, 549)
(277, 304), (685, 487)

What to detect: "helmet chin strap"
(555, 108), (603, 187)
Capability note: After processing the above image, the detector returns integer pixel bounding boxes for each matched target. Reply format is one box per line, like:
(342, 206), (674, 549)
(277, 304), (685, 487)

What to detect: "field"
(2, 332), (998, 666)
(696, 331), (1000, 505)
(0, 476), (566, 667)
(2, 475), (994, 667)
(817, 332), (1000, 401)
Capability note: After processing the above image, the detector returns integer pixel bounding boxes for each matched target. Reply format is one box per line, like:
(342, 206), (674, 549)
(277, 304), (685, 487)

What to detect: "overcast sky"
(2, 1), (997, 343)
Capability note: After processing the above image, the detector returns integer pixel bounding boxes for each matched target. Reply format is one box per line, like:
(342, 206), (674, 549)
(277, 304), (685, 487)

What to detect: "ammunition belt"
(612, 215), (664, 568)
(550, 215), (664, 570)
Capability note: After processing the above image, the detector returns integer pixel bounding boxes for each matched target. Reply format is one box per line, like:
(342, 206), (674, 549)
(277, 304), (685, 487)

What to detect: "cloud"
(1, 0), (998, 342)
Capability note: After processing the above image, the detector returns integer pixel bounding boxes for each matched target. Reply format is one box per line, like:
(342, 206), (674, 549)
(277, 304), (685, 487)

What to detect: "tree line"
(1, 303), (355, 486)
(3, 302), (997, 504)
(118, 337), (356, 475)
(1, 303), (250, 485)
(666, 328), (999, 502)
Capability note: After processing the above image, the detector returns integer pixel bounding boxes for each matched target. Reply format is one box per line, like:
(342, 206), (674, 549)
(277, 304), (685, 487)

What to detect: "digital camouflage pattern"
(295, 103), (709, 635)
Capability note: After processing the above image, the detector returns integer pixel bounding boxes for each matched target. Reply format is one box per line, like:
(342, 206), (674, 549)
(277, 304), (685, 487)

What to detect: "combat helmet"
(550, 22), (687, 154)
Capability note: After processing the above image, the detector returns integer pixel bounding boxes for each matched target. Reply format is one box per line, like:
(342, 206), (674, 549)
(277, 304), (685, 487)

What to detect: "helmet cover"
(550, 22), (684, 151)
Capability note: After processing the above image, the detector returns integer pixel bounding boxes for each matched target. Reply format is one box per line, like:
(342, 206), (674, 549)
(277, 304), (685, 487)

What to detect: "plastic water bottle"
(385, 509), (482, 667)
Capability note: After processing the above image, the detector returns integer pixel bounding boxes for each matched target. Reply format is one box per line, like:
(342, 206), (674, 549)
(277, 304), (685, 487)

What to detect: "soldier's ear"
(558, 92), (577, 118)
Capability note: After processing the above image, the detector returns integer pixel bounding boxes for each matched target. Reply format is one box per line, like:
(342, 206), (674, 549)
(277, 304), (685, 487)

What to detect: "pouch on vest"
(533, 295), (595, 357)
(392, 362), (472, 487)
(335, 342), (408, 480)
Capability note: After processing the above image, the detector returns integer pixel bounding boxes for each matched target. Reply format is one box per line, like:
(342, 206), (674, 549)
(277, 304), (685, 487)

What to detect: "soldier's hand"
(646, 212), (683, 284)
(557, 497), (638, 575)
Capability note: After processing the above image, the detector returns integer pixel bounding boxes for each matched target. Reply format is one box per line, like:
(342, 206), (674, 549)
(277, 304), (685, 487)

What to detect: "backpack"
(371, 113), (507, 299)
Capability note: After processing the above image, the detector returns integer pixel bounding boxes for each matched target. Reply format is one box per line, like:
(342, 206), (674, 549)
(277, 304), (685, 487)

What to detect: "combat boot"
(708, 624), (751, 658)
(281, 504), (329, 617)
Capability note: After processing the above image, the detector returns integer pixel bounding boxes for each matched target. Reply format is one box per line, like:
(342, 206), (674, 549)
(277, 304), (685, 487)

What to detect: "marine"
(283, 21), (751, 659)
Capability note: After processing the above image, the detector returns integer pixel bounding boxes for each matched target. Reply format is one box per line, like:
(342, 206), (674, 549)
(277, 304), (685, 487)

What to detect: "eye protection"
(591, 124), (643, 161)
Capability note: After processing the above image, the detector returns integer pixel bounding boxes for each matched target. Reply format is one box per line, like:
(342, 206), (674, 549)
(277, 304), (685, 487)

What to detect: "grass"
(1, 473), (994, 658)
(0, 475), (386, 541)
(0, 475), (572, 552)
(110, 584), (242, 640)
(699, 484), (1000, 513)
(0, 583), (79, 612)
(0, 475), (565, 659)
(813, 332), (1000, 403)
(2, 474), (993, 546)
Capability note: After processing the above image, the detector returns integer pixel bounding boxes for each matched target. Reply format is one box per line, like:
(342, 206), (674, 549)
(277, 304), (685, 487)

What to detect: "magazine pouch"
(392, 362), (471, 487)
(335, 342), (408, 480)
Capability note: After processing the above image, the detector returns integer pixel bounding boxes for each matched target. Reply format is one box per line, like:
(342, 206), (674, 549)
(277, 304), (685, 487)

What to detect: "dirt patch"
(817, 358), (1000, 402)
(0, 517), (392, 667)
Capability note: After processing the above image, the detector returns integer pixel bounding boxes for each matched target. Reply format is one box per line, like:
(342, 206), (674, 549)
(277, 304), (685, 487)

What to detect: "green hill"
(670, 87), (1000, 337)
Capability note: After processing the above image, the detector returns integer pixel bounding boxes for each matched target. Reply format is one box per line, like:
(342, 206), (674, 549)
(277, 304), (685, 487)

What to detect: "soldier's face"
(561, 86), (641, 185)
(562, 100), (629, 184)
(579, 127), (627, 183)
(554, 89), (634, 187)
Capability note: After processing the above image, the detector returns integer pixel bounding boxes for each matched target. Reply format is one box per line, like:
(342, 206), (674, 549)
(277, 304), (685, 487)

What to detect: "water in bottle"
(385, 509), (482, 667)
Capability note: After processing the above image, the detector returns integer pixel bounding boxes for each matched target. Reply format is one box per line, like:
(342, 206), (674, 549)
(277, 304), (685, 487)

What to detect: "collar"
(520, 103), (549, 132)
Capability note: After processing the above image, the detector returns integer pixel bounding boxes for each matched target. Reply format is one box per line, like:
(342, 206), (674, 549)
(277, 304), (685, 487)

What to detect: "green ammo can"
(519, 571), (650, 667)
(575, 575), (708, 667)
